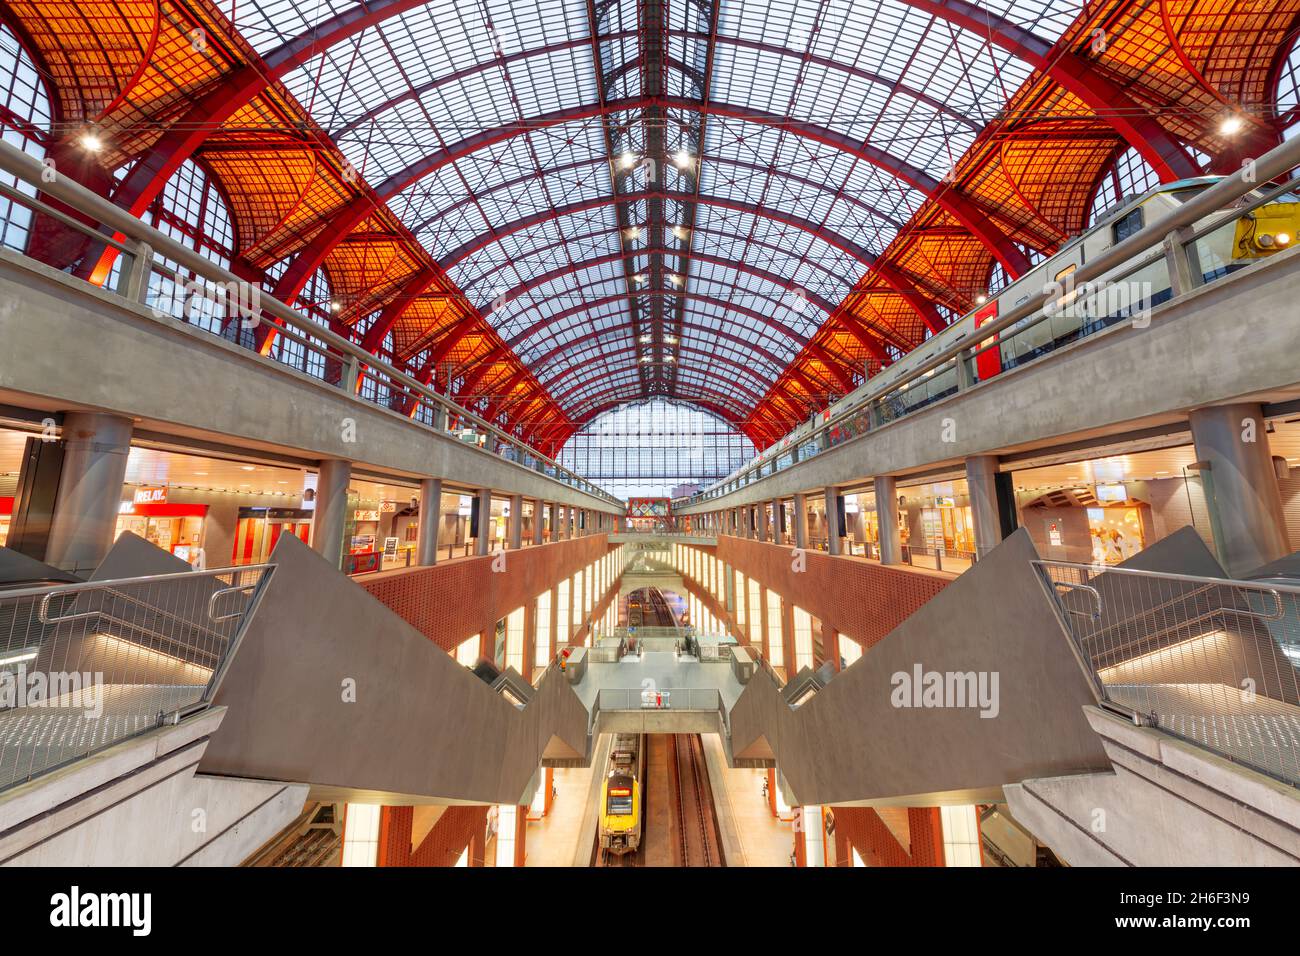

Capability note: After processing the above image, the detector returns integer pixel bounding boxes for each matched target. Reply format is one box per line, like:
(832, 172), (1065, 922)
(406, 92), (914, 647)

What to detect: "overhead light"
(632, 273), (648, 284)
(79, 130), (104, 152)
(664, 334), (677, 345)
(1219, 115), (1245, 136)
(665, 354), (676, 363)
(639, 334), (652, 344)
(625, 226), (642, 240)
(640, 356), (652, 363)
(974, 293), (988, 305)
(617, 151), (640, 170)
(672, 150), (696, 169)
(672, 225), (690, 240)
(330, 301), (342, 313)
(667, 273), (684, 287)
(240, 465), (256, 471)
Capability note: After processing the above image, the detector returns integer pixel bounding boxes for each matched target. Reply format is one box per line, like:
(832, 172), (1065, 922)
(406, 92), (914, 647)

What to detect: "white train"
(731, 175), (1300, 480)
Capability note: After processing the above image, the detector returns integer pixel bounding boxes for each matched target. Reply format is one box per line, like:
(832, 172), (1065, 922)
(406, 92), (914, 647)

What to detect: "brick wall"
(378, 805), (488, 867)
(360, 536), (613, 653)
(834, 806), (946, 866)
(697, 537), (950, 649)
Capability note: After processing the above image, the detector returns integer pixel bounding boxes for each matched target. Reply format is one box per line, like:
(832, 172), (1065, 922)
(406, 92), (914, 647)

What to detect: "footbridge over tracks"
(6, 520), (1300, 865)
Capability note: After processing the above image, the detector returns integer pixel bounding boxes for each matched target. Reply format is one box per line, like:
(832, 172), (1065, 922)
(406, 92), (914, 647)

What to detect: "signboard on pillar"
(973, 301), (1001, 381)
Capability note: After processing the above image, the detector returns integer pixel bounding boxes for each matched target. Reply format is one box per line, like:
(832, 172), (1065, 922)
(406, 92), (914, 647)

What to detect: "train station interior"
(1, 0), (1300, 887)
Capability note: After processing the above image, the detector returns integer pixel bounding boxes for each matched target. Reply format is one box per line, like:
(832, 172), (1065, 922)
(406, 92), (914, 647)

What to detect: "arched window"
(262, 256), (333, 379)
(1276, 32), (1300, 139)
(0, 23), (51, 252)
(1089, 147), (1161, 226)
(144, 159), (237, 337)
(558, 399), (755, 498)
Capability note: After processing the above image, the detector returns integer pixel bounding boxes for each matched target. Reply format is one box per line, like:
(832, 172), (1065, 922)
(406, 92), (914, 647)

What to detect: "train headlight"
(1276, 232), (1292, 247)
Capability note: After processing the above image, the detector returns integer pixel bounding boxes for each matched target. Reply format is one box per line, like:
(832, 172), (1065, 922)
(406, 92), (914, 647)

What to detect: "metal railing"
(0, 140), (619, 507)
(1032, 560), (1300, 787)
(589, 687), (730, 736)
(0, 564), (274, 792)
(678, 133), (1300, 508)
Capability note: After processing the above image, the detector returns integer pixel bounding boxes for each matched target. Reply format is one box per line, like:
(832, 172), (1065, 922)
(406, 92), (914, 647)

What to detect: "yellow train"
(599, 734), (642, 856)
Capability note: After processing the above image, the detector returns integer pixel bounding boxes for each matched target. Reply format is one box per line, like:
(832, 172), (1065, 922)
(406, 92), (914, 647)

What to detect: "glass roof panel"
(236, 0), (1082, 424)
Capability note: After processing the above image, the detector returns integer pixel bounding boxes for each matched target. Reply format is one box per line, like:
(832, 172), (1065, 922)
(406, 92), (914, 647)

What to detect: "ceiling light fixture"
(1219, 115), (1245, 136)
(79, 130), (103, 152)
(672, 150), (696, 169)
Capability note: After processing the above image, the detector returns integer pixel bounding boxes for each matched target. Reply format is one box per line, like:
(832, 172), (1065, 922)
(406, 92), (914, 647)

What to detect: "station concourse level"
(1, 0), (1300, 900)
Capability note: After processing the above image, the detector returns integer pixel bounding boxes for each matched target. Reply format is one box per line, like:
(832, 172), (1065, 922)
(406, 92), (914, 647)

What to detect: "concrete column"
(508, 494), (523, 549)
(469, 818), (486, 867)
(781, 597), (796, 677)
(416, 477), (442, 566)
(824, 625), (841, 672)
(965, 455), (1004, 560)
(874, 476), (901, 565)
(1190, 404), (1290, 576)
(758, 501), (770, 542)
(521, 600), (537, 683)
(312, 458), (352, 570)
(45, 412), (133, 574)
(532, 498), (544, 545)
(772, 498), (782, 544)
(824, 487), (842, 556)
(475, 487), (492, 556)
(566, 506), (575, 539)
(792, 493), (808, 549)
(548, 502), (558, 542)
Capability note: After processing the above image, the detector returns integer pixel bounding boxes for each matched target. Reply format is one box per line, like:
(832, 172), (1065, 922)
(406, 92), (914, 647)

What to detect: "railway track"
(667, 734), (725, 867)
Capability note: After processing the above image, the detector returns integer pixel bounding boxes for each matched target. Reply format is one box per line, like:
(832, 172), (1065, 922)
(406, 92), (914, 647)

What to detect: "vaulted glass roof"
(237, 0), (1085, 423)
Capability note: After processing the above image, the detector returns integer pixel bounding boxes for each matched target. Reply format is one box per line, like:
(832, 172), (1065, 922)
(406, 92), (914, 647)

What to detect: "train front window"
(606, 787), (633, 815)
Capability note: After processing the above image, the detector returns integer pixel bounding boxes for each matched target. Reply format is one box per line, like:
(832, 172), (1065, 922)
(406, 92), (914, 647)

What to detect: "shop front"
(898, 479), (976, 573)
(115, 486), (209, 562)
(233, 507), (312, 565)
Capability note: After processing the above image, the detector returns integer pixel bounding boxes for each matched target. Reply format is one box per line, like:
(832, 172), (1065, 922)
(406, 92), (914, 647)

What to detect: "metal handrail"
(0, 140), (620, 507)
(681, 133), (1300, 505)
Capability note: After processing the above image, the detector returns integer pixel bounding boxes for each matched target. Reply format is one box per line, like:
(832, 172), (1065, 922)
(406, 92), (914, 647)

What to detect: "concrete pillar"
(469, 818), (487, 867)
(45, 412), (133, 574)
(513, 804), (528, 866)
(772, 498), (782, 544)
(565, 506), (574, 539)
(824, 625), (841, 672)
(792, 493), (808, 549)
(508, 494), (523, 549)
(548, 502), (558, 542)
(416, 477), (442, 565)
(1190, 403), (1290, 576)
(824, 487), (842, 556)
(874, 476), (901, 565)
(781, 597), (796, 677)
(522, 600), (537, 683)
(475, 487), (492, 556)
(758, 501), (770, 542)
(532, 498), (545, 545)
(312, 458), (352, 570)
(965, 455), (1004, 560)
